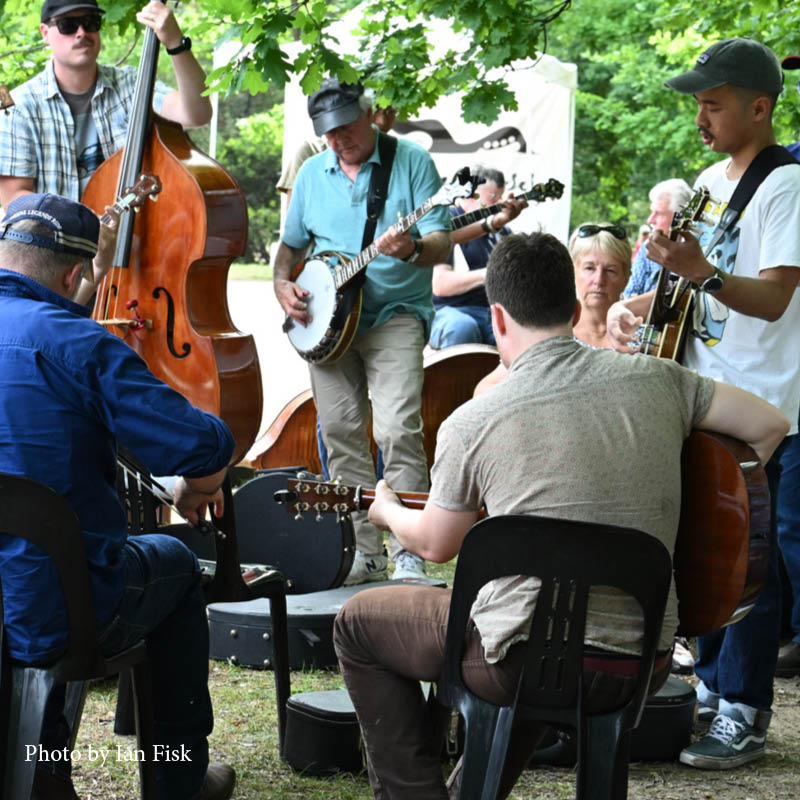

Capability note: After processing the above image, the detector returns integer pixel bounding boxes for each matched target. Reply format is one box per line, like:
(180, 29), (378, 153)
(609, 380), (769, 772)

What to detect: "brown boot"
(192, 763), (236, 800)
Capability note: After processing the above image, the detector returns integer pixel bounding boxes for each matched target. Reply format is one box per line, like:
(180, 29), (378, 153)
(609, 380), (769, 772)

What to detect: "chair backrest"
(439, 515), (672, 732)
(0, 473), (104, 677)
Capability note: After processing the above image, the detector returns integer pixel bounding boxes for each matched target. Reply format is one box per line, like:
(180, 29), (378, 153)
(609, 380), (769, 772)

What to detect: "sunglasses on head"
(577, 224), (628, 240)
(49, 14), (103, 35)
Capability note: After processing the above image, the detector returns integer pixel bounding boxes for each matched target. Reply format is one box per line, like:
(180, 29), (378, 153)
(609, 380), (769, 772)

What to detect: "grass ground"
(69, 555), (800, 799)
(230, 263), (270, 281)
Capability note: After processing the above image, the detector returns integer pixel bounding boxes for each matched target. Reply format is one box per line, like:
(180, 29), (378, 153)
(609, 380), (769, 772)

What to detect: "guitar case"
(208, 578), (447, 671)
(529, 674), (696, 765)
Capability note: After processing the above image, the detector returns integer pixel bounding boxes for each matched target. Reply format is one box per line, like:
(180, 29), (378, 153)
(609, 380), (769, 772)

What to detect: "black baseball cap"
(41, 0), (104, 23)
(783, 55), (800, 71)
(665, 38), (783, 95)
(308, 78), (364, 136)
(0, 194), (99, 258)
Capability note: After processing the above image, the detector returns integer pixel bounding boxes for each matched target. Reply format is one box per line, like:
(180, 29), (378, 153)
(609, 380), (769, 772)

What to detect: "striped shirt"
(0, 60), (170, 202)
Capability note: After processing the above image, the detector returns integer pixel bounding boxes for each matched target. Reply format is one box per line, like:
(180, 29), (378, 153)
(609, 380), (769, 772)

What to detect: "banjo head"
(287, 257), (339, 354)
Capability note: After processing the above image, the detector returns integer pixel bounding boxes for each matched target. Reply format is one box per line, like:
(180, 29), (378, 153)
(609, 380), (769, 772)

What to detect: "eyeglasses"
(577, 224), (628, 240)
(49, 14), (103, 35)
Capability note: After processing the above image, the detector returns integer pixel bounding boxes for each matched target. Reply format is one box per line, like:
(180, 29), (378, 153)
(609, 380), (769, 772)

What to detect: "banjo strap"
(349, 131), (398, 290)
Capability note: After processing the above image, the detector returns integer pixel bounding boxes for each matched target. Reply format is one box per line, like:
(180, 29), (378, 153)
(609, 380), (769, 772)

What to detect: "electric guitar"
(283, 170), (480, 365)
(635, 187), (716, 361)
(275, 430), (770, 638)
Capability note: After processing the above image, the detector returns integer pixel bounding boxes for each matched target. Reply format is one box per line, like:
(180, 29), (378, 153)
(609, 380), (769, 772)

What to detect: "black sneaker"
(193, 763), (236, 800)
(679, 712), (766, 769)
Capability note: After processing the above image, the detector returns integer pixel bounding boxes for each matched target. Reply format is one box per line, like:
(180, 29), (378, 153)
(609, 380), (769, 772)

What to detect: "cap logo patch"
(697, 52), (711, 65)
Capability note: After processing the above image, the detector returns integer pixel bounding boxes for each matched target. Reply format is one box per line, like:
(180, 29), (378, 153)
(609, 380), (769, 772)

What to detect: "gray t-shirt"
(430, 335), (715, 660)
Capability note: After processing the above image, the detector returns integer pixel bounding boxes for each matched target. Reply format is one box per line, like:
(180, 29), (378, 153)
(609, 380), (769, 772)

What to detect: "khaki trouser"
(334, 585), (672, 800)
(309, 314), (429, 557)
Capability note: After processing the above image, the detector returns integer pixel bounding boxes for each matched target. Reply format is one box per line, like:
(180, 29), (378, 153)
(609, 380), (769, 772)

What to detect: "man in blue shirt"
(273, 79), (451, 584)
(622, 177), (693, 298)
(0, 194), (235, 800)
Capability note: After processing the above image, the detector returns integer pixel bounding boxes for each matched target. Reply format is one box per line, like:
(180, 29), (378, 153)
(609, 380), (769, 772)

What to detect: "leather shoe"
(775, 640), (800, 677)
(31, 770), (80, 800)
(192, 763), (236, 800)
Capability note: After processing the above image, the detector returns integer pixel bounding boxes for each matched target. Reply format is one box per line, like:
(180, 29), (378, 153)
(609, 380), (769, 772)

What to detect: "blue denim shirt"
(283, 131), (450, 336)
(0, 270), (233, 662)
(623, 243), (662, 298)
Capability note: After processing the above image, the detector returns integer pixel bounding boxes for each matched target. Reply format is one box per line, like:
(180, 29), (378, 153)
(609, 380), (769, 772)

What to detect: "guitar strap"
(704, 144), (798, 256)
(347, 132), (398, 290)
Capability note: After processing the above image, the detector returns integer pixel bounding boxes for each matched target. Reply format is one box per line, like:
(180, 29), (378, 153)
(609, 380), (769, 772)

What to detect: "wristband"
(166, 36), (192, 55)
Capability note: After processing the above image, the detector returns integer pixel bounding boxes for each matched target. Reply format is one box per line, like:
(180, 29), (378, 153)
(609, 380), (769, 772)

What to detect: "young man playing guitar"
(332, 231), (788, 799)
(273, 78), (451, 584)
(606, 37), (800, 769)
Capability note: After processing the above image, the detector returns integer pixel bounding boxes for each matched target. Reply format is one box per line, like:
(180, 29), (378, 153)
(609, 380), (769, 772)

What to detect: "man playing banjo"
(272, 78), (451, 584)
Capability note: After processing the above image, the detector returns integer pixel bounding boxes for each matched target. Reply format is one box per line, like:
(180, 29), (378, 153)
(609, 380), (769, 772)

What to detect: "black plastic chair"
(438, 515), (672, 800)
(0, 473), (156, 800)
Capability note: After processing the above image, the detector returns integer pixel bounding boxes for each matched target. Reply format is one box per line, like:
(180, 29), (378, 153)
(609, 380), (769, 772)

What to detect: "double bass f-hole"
(153, 286), (191, 359)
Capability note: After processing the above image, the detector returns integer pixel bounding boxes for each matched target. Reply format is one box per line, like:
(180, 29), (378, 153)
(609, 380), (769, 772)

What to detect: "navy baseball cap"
(308, 78), (364, 136)
(665, 38), (783, 95)
(41, 0), (104, 23)
(0, 194), (99, 258)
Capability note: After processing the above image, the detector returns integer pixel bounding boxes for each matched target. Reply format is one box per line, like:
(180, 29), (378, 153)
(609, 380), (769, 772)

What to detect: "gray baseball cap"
(308, 78), (364, 136)
(665, 38), (783, 95)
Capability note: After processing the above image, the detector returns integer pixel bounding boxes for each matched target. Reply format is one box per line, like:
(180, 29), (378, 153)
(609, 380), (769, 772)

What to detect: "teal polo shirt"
(283, 130), (451, 335)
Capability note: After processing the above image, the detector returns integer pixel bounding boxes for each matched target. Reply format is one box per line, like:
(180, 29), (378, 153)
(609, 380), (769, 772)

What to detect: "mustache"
(698, 126), (713, 138)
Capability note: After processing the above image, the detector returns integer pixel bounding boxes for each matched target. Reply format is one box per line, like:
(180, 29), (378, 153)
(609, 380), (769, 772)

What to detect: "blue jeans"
(429, 305), (495, 349)
(41, 534), (211, 799)
(695, 437), (792, 721)
(778, 424), (800, 644)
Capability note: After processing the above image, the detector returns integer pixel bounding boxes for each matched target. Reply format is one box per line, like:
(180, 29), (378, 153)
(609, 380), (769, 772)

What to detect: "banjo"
(283, 170), (479, 364)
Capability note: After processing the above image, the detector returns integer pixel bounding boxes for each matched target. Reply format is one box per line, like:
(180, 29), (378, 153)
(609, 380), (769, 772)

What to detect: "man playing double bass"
(0, 0), (212, 300)
(273, 78), (452, 584)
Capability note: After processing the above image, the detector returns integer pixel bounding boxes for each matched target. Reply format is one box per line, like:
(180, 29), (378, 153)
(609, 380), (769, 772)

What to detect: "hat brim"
(311, 101), (362, 136)
(783, 55), (800, 70)
(43, 4), (105, 22)
(664, 68), (727, 95)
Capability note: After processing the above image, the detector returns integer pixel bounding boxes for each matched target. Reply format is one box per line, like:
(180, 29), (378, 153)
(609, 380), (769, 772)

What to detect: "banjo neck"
(332, 198), (436, 290)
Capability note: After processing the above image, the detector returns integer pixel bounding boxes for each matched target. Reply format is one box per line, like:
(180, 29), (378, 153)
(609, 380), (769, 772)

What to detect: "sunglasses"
(49, 14), (103, 35)
(577, 224), (628, 240)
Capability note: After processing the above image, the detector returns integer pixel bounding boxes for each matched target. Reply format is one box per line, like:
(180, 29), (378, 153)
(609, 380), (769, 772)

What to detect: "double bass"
(82, 1), (261, 464)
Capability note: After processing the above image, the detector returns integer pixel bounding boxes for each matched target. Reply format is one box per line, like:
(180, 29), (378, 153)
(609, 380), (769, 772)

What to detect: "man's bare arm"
(696, 381), (790, 465)
(645, 231), (800, 322)
(367, 480), (478, 562)
(431, 263), (486, 296)
(0, 176), (34, 210)
(273, 241), (311, 324)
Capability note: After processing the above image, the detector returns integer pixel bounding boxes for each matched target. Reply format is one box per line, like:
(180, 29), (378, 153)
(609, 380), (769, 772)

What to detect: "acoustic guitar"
(275, 430), (769, 638)
(635, 187), (716, 361)
(450, 177), (564, 231)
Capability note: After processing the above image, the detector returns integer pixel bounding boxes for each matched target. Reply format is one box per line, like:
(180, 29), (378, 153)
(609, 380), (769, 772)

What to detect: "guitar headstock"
(276, 478), (360, 520)
(526, 178), (565, 203)
(670, 186), (715, 241)
(429, 168), (480, 209)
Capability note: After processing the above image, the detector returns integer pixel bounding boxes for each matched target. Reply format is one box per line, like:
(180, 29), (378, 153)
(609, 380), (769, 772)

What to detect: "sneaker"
(775, 640), (800, 677)
(392, 550), (427, 580)
(671, 637), (694, 674)
(696, 703), (718, 733)
(343, 550), (388, 585)
(192, 763), (236, 800)
(679, 712), (766, 769)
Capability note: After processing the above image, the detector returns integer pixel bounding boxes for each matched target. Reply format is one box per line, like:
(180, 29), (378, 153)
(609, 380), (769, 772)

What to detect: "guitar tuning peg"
(150, 194), (158, 202)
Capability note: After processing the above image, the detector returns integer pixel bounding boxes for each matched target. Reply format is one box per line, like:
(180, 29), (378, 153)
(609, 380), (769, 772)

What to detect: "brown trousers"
(333, 585), (671, 800)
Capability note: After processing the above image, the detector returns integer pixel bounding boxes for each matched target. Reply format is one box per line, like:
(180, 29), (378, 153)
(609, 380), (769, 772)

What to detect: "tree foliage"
(2, 0), (800, 233)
